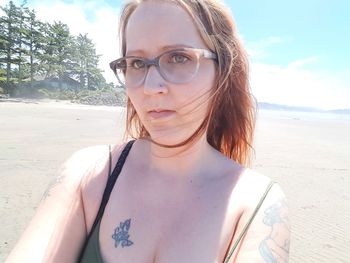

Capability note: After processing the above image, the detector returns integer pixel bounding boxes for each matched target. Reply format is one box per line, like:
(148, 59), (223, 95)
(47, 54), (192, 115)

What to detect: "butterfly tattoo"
(111, 218), (134, 248)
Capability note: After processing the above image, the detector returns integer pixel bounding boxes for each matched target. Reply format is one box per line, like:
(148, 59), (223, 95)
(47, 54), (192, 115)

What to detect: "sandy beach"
(1, 99), (349, 262)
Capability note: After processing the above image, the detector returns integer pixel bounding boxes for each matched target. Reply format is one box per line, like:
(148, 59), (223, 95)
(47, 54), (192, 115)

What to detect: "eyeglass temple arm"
(202, 49), (217, 60)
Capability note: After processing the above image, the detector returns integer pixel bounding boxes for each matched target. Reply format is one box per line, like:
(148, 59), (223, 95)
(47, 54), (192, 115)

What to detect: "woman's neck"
(138, 135), (218, 179)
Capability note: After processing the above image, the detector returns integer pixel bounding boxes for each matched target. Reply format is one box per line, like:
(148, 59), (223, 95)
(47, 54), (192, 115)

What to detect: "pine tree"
(21, 8), (43, 88)
(1, 1), (110, 97)
(74, 33), (105, 90)
(0, 1), (22, 94)
(40, 21), (75, 88)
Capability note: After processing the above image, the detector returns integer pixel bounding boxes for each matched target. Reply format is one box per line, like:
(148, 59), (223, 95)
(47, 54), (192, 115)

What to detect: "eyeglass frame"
(109, 47), (217, 87)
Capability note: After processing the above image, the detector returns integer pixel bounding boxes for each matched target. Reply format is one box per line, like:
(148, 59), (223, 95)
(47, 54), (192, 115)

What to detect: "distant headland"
(258, 102), (350, 115)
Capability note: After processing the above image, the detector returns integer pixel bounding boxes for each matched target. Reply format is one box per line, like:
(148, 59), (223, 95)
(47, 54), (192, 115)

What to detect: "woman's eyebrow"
(161, 44), (194, 50)
(126, 44), (194, 56)
(125, 49), (145, 56)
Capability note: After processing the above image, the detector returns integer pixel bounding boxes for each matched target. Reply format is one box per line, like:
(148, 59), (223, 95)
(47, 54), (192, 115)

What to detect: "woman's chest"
(97, 171), (243, 263)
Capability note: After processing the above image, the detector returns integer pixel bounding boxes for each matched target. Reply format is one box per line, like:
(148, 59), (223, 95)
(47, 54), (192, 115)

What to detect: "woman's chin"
(147, 129), (191, 146)
(142, 117), (207, 146)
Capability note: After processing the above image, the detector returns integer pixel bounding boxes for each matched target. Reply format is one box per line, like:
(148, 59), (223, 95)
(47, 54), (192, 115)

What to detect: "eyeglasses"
(109, 48), (217, 87)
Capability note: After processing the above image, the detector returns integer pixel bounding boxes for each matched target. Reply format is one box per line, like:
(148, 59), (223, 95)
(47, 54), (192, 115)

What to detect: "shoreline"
(0, 98), (125, 111)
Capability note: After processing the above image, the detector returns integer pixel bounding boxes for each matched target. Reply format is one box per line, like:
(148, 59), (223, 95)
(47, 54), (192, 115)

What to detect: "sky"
(1, 0), (349, 110)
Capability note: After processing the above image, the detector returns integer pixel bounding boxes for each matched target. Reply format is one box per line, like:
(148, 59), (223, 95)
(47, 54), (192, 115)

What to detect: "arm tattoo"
(41, 174), (65, 201)
(259, 199), (290, 262)
(112, 218), (134, 248)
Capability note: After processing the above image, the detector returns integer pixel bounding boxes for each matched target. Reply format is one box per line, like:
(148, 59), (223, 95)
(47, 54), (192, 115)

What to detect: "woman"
(6, 0), (290, 262)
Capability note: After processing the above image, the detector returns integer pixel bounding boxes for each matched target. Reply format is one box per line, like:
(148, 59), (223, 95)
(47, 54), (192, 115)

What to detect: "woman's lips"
(148, 110), (175, 119)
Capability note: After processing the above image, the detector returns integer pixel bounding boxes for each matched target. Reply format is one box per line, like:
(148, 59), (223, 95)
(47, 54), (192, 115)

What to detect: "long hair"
(119, 0), (257, 167)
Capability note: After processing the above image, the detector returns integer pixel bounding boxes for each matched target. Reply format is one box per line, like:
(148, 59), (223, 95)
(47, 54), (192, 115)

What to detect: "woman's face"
(125, 1), (216, 145)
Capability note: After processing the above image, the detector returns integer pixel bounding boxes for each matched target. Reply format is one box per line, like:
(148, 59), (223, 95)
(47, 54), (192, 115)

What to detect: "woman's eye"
(116, 60), (126, 70)
(130, 59), (145, 69)
(170, 54), (189, 63)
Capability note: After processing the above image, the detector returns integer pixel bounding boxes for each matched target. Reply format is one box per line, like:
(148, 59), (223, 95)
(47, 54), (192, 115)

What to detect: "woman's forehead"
(125, 1), (206, 56)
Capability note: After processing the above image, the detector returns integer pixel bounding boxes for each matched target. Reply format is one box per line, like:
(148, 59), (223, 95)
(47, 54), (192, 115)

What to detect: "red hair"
(119, 0), (256, 167)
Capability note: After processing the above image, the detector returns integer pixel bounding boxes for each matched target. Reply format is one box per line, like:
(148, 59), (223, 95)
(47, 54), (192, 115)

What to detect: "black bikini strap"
(78, 140), (135, 262)
(108, 144), (112, 178)
(87, 140), (135, 237)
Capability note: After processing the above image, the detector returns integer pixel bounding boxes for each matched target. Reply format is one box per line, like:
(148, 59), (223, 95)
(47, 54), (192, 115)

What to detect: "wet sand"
(1, 100), (349, 262)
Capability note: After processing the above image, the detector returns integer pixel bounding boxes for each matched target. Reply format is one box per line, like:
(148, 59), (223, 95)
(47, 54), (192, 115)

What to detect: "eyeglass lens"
(114, 50), (200, 86)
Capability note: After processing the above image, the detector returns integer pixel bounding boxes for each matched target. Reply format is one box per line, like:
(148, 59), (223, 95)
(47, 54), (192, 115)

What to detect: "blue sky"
(229, 0), (350, 70)
(1, 0), (349, 110)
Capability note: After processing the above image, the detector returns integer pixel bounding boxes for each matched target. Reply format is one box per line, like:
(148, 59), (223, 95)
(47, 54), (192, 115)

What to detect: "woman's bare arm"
(5, 146), (105, 263)
(227, 183), (291, 263)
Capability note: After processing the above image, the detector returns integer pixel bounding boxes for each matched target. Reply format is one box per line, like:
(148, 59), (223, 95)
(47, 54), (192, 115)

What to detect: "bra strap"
(108, 144), (112, 178)
(223, 180), (276, 263)
(92, 140), (135, 232)
(78, 140), (135, 262)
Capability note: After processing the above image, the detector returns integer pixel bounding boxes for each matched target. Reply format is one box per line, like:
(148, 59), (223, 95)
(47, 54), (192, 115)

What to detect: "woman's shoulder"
(67, 142), (129, 196)
(235, 168), (286, 208)
(5, 144), (129, 262)
(71, 143), (129, 231)
(40, 145), (116, 200)
(63, 143), (128, 186)
(226, 168), (290, 262)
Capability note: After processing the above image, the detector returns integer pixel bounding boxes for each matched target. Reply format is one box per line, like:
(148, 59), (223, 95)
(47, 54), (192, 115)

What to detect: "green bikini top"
(78, 140), (275, 263)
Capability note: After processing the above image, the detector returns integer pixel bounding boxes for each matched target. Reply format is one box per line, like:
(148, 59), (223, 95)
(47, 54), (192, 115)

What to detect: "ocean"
(257, 109), (350, 124)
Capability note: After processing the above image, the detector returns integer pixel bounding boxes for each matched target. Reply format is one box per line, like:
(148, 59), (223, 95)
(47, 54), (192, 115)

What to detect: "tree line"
(0, 1), (114, 97)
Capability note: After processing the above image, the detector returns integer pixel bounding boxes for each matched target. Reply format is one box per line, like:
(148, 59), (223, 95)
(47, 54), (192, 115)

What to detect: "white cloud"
(250, 61), (350, 110)
(256, 36), (284, 46)
(287, 56), (319, 69)
(245, 36), (286, 60)
(245, 36), (349, 110)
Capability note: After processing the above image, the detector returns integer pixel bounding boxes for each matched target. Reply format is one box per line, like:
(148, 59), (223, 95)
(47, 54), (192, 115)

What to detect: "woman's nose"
(143, 66), (168, 95)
